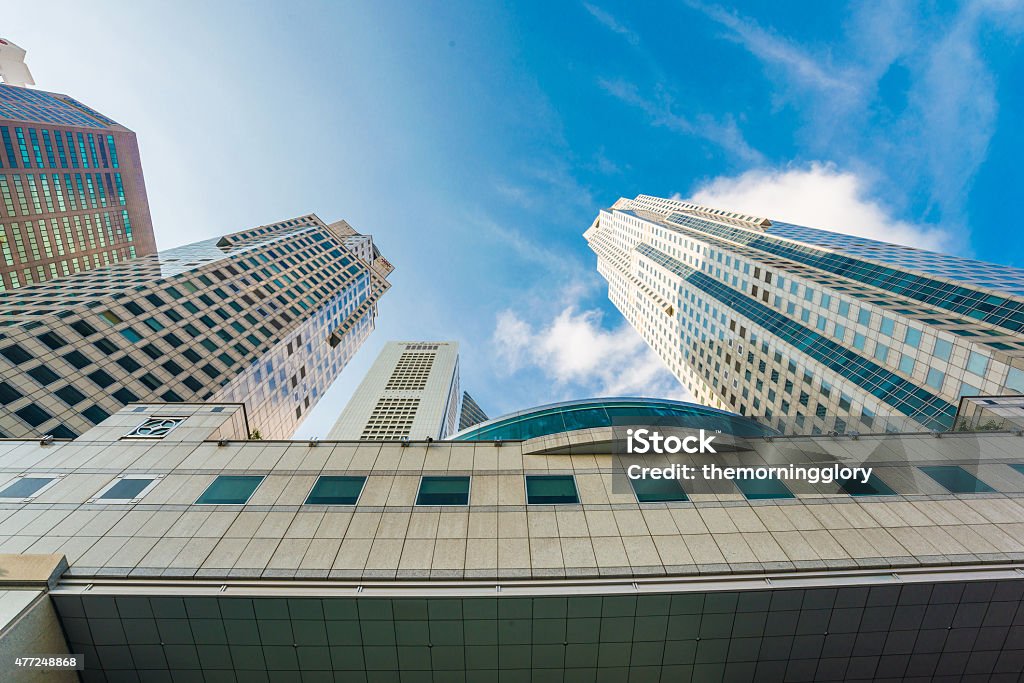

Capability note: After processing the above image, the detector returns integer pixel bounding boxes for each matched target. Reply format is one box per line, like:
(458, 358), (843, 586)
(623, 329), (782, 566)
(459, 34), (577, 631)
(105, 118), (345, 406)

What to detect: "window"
(933, 338), (952, 361)
(905, 327), (921, 348)
(630, 476), (688, 503)
(124, 417), (184, 438)
(925, 368), (944, 390)
(82, 405), (110, 424)
(734, 477), (794, 500)
(416, 476), (470, 506)
(966, 351), (989, 377)
(880, 317), (894, 336)
(16, 403), (53, 427)
(0, 476), (58, 500)
(857, 309), (871, 326)
(920, 466), (994, 494)
(525, 475), (579, 504)
(839, 474), (895, 496)
(898, 354), (915, 375)
(195, 475), (264, 505)
(305, 476), (366, 505)
(27, 365), (60, 385)
(54, 385), (86, 406)
(873, 344), (889, 363)
(0, 344), (32, 365)
(93, 476), (159, 502)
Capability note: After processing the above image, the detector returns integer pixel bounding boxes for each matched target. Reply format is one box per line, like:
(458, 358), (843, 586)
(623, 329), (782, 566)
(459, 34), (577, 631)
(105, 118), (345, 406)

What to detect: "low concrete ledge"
(0, 554), (68, 589)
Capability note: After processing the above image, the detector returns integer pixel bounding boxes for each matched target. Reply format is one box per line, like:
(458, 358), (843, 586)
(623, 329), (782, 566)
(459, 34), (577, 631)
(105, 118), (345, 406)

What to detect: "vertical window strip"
(76, 133), (89, 169)
(87, 134), (99, 167)
(41, 130), (56, 168)
(114, 172), (126, 205)
(51, 218), (65, 255)
(106, 134), (119, 168)
(0, 226), (14, 265)
(0, 126), (15, 168)
(66, 132), (79, 168)
(55, 132), (68, 168)
(52, 174), (66, 211)
(26, 175), (42, 214)
(0, 176), (15, 216)
(11, 176), (29, 214)
(15, 128), (31, 167)
(28, 129), (43, 167)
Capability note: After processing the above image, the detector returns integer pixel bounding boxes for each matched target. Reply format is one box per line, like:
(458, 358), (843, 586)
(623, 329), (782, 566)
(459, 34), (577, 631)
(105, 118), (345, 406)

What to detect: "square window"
(898, 354), (915, 375)
(27, 365), (60, 386)
(55, 385), (87, 406)
(82, 405), (110, 424)
(873, 344), (888, 363)
(734, 477), (793, 500)
(16, 403), (53, 427)
(933, 338), (952, 361)
(96, 477), (158, 502)
(416, 476), (471, 506)
(919, 466), (994, 494)
(630, 476), (688, 503)
(905, 328), (921, 348)
(925, 368), (945, 390)
(305, 476), (366, 505)
(839, 474), (895, 496)
(0, 476), (57, 499)
(195, 475), (264, 505)
(526, 475), (579, 505)
(966, 351), (989, 377)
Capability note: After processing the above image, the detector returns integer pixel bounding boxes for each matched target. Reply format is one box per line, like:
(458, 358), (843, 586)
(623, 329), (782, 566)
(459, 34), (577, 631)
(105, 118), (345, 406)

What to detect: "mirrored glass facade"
(0, 83), (156, 289)
(586, 195), (1024, 433)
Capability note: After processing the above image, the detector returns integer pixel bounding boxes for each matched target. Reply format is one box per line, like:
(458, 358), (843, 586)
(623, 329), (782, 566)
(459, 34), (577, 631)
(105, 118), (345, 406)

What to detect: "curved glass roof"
(451, 397), (774, 441)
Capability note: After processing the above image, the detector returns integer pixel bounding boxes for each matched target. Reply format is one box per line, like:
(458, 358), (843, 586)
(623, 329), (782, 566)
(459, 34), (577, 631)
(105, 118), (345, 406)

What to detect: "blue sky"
(7, 1), (1024, 437)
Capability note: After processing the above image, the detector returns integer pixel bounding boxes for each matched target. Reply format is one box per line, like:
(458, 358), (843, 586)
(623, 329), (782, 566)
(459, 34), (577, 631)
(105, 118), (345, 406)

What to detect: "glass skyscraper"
(0, 214), (391, 439)
(586, 195), (1024, 432)
(0, 82), (156, 289)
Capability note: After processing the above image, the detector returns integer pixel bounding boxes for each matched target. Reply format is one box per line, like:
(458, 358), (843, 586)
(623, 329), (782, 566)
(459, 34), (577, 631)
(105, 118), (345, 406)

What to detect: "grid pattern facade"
(586, 195), (1024, 433)
(360, 397), (421, 439)
(0, 215), (390, 439)
(0, 83), (156, 288)
(329, 342), (462, 441)
(458, 391), (489, 431)
(50, 583), (1024, 682)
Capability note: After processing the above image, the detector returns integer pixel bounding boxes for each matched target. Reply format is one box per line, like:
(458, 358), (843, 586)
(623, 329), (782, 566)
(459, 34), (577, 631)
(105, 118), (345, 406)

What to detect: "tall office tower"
(0, 214), (392, 439)
(0, 80), (157, 289)
(459, 391), (489, 430)
(586, 194), (1024, 433)
(328, 341), (468, 440)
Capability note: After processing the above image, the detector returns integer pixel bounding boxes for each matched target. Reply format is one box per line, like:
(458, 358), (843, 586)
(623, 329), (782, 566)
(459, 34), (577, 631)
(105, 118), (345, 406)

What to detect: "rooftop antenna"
(0, 38), (35, 87)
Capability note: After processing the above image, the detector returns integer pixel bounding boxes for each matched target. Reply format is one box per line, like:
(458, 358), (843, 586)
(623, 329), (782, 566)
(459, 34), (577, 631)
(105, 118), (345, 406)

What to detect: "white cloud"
(686, 162), (957, 252)
(493, 307), (692, 401)
(598, 78), (763, 164)
(582, 2), (640, 46)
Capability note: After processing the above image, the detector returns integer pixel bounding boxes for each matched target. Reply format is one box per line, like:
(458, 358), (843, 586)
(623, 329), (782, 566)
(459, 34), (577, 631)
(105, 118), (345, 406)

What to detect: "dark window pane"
(54, 385), (87, 406)
(82, 405), (110, 425)
(195, 475), (264, 505)
(88, 369), (116, 388)
(51, 424), (77, 439)
(920, 466), (995, 494)
(734, 477), (794, 500)
(0, 381), (23, 404)
(71, 320), (98, 337)
(112, 388), (139, 405)
(63, 350), (91, 369)
(526, 475), (579, 504)
(37, 332), (68, 350)
(94, 338), (118, 354)
(416, 476), (470, 506)
(116, 356), (141, 373)
(16, 403), (53, 427)
(0, 344), (32, 365)
(840, 474), (896, 496)
(27, 365), (60, 386)
(305, 476), (366, 505)
(101, 478), (153, 500)
(630, 476), (688, 503)
(0, 477), (54, 498)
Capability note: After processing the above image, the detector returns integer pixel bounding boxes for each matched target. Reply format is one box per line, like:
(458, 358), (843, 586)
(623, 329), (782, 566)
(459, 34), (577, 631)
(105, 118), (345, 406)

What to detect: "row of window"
(0, 465), (1008, 507)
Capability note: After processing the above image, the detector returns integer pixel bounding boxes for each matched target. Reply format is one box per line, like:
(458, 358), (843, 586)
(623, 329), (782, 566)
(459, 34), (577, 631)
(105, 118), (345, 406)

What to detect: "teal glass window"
(933, 339), (952, 361)
(734, 477), (794, 500)
(880, 317), (895, 336)
(100, 478), (153, 500)
(416, 476), (470, 506)
(838, 301), (850, 317)
(630, 476), (688, 503)
(959, 382), (979, 397)
(195, 475), (264, 505)
(0, 477), (54, 498)
(898, 354), (915, 375)
(1008, 367), (1024, 393)
(857, 309), (871, 326)
(920, 466), (994, 494)
(839, 474), (895, 496)
(873, 344), (889, 363)
(526, 475), (579, 504)
(925, 368), (945, 390)
(905, 327), (922, 348)
(1010, 464), (1024, 478)
(853, 333), (866, 350)
(305, 476), (366, 505)
(966, 351), (989, 377)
